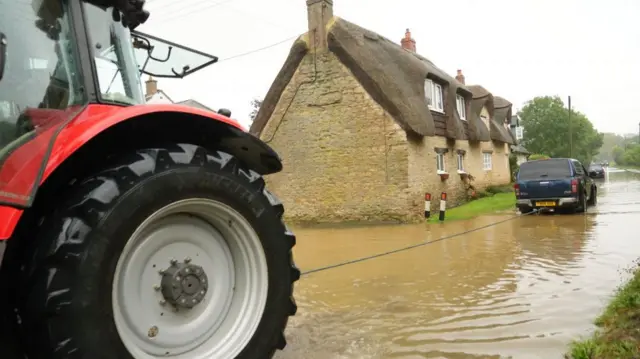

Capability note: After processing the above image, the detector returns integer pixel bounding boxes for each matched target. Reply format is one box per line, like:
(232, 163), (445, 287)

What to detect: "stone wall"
(260, 51), (412, 223)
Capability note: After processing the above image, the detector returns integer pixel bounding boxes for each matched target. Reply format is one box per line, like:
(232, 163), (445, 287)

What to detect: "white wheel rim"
(112, 198), (268, 359)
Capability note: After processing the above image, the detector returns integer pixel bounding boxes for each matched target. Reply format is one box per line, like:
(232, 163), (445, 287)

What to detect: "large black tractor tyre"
(9, 144), (299, 359)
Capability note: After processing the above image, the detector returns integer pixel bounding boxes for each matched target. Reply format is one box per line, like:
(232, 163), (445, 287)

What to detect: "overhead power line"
(159, 0), (238, 23)
(301, 210), (540, 276)
(218, 34), (302, 63)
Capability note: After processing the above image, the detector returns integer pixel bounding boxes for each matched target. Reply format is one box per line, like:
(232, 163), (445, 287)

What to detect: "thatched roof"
(493, 96), (516, 144)
(250, 39), (309, 137)
(250, 17), (471, 140)
(511, 144), (530, 155)
(467, 85), (493, 142)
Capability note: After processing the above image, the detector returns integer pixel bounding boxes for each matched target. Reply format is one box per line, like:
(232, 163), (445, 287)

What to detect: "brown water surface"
(275, 169), (640, 359)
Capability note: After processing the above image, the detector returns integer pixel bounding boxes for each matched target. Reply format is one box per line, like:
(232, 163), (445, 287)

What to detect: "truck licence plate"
(536, 201), (556, 207)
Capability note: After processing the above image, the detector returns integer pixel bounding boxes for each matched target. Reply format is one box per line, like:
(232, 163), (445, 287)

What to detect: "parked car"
(514, 158), (597, 214)
(588, 163), (606, 179)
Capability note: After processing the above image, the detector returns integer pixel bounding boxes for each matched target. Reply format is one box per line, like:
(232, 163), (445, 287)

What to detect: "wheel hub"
(160, 258), (209, 309)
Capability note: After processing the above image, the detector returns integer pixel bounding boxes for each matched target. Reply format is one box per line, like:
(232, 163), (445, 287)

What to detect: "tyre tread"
(12, 143), (299, 359)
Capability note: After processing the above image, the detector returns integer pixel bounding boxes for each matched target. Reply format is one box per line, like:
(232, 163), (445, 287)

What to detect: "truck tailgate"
(518, 178), (572, 199)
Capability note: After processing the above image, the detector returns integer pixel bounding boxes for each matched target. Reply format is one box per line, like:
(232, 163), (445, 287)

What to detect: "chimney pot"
(455, 69), (465, 85)
(401, 28), (416, 52)
(145, 76), (158, 97)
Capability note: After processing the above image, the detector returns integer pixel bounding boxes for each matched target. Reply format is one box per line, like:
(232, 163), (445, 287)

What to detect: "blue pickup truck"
(514, 158), (597, 213)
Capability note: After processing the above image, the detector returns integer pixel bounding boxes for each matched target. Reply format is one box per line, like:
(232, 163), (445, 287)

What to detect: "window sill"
(459, 118), (467, 121)
(457, 170), (467, 175)
(437, 171), (450, 181)
(428, 107), (445, 115)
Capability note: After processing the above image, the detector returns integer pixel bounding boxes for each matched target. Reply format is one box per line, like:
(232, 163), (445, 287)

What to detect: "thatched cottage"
(250, 0), (517, 223)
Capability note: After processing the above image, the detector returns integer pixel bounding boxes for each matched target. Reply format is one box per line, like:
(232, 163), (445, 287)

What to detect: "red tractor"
(0, 0), (299, 358)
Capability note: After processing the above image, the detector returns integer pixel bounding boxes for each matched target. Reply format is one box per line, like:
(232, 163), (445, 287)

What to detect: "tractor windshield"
(83, 2), (145, 105)
(0, 0), (86, 206)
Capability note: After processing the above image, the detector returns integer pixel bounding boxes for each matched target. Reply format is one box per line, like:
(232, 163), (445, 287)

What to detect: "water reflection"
(276, 170), (640, 359)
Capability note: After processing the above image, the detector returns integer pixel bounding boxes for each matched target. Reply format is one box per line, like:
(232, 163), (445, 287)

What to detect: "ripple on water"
(276, 174), (640, 359)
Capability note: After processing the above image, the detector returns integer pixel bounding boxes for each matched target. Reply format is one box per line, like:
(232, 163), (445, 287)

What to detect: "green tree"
(519, 96), (603, 165)
(599, 132), (626, 162)
(612, 145), (626, 165)
(249, 98), (262, 123)
(528, 153), (550, 161)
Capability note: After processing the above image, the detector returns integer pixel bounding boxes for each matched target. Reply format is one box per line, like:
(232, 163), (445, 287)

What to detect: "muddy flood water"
(275, 169), (640, 359)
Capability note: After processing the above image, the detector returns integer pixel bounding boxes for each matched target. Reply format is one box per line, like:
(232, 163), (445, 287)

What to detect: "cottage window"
(483, 152), (492, 170)
(425, 79), (444, 113)
(515, 126), (524, 140)
(436, 153), (446, 172)
(456, 95), (466, 120)
(457, 153), (464, 171)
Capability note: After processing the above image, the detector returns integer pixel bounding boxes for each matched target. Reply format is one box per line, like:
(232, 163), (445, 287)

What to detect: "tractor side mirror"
(0, 33), (7, 82)
(218, 108), (231, 117)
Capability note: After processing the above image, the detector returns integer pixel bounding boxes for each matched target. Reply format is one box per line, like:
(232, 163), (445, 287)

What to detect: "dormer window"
(425, 79), (444, 113)
(456, 94), (466, 121)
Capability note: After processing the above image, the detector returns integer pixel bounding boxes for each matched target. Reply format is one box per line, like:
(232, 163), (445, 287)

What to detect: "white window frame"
(456, 94), (466, 121)
(436, 153), (446, 173)
(483, 152), (492, 170)
(457, 153), (465, 172)
(425, 79), (444, 113)
(515, 126), (524, 140)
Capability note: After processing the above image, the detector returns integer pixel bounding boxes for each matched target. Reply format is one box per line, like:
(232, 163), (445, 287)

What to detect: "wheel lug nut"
(170, 258), (178, 266)
(159, 300), (166, 305)
(185, 257), (191, 263)
(154, 285), (161, 291)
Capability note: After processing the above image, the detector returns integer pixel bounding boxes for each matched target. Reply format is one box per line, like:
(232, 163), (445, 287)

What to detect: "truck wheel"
(587, 186), (597, 206)
(575, 192), (587, 213)
(12, 144), (299, 359)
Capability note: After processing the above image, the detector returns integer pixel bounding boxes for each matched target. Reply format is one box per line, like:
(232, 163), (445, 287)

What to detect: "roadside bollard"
(439, 192), (447, 221)
(424, 193), (431, 218)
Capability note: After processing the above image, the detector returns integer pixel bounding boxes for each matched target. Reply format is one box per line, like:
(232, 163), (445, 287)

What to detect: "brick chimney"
(401, 29), (416, 52)
(455, 69), (465, 84)
(306, 0), (333, 51)
(145, 76), (157, 97)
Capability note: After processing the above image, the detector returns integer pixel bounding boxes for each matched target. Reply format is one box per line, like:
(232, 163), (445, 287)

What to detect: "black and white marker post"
(439, 192), (447, 221)
(424, 193), (431, 218)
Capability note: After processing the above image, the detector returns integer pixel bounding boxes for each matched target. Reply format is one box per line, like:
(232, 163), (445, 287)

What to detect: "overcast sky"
(138, 0), (640, 135)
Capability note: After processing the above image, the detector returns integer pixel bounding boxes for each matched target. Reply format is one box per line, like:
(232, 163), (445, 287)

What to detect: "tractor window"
(0, 0), (86, 205)
(83, 3), (144, 105)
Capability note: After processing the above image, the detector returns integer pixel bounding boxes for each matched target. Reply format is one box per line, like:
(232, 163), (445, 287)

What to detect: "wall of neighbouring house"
(516, 154), (528, 165)
(260, 50), (413, 223)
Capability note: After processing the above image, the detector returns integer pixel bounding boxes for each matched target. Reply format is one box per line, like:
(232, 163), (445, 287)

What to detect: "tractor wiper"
(132, 34), (173, 75)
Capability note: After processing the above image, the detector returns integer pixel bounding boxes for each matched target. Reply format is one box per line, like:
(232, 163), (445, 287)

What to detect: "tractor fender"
(0, 103), (283, 241)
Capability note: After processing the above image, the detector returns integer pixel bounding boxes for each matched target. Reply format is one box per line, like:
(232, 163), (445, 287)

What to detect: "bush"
(509, 154), (519, 182)
(529, 153), (551, 161)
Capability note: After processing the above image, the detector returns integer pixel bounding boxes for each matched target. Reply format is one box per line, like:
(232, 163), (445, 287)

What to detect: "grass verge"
(567, 267), (640, 359)
(427, 185), (515, 223)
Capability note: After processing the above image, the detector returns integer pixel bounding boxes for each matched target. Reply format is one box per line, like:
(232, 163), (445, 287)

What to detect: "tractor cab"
(0, 0), (217, 207)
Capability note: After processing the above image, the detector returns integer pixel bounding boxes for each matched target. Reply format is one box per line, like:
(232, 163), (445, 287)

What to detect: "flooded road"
(275, 169), (640, 359)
